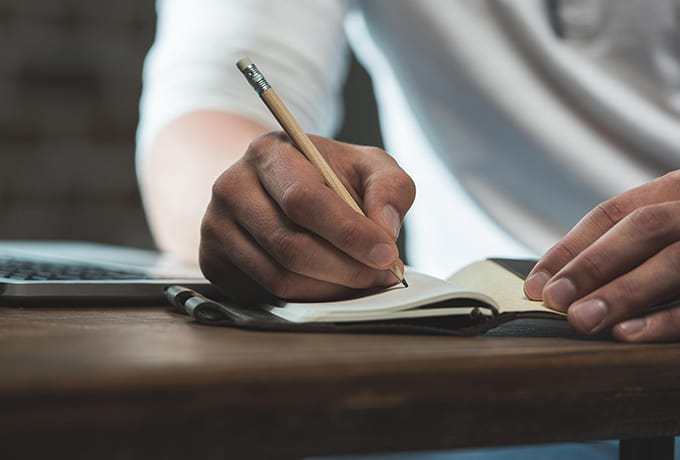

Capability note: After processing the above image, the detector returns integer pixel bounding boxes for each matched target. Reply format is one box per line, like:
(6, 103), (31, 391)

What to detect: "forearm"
(139, 110), (268, 263)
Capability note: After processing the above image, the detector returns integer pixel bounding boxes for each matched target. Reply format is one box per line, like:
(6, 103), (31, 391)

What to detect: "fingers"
(355, 147), (416, 239)
(542, 202), (680, 311)
(524, 172), (680, 300)
(564, 241), (680, 335)
(215, 164), (396, 289)
(524, 198), (632, 299)
(613, 307), (680, 342)
(200, 207), (357, 301)
(247, 133), (400, 270)
(201, 131), (414, 301)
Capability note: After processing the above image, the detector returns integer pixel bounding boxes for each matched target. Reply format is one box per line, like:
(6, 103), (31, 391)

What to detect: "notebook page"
(447, 260), (564, 315)
(268, 268), (497, 323)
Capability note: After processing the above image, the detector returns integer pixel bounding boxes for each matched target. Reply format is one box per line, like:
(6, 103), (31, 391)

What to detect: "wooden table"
(1, 307), (679, 459)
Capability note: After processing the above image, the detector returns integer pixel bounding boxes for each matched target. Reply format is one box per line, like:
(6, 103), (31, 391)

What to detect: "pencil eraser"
(236, 57), (254, 72)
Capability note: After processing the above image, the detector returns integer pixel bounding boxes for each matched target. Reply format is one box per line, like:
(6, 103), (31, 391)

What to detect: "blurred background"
(0, 0), (382, 250)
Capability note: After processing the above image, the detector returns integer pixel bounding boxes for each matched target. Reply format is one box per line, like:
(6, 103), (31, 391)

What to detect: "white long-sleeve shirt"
(138, 0), (680, 278)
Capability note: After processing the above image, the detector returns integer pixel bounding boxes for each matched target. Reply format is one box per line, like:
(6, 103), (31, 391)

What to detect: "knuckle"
(628, 205), (672, 239)
(593, 199), (628, 229)
(662, 170), (680, 188)
(366, 169), (416, 211)
(245, 131), (287, 164)
(270, 230), (308, 271)
(400, 172), (417, 204)
(548, 241), (579, 266)
(361, 146), (402, 169)
(210, 168), (240, 205)
(251, 131), (285, 149)
(388, 168), (415, 194)
(613, 275), (639, 307)
(210, 172), (230, 199)
(577, 251), (608, 281)
(280, 182), (312, 219)
(364, 146), (391, 159)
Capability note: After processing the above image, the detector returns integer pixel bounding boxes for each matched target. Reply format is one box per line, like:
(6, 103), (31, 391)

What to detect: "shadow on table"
(485, 318), (610, 340)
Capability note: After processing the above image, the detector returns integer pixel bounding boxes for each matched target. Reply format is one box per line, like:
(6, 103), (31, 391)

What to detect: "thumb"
(358, 152), (416, 240)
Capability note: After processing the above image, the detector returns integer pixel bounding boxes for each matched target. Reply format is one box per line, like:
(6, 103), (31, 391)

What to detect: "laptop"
(0, 241), (213, 305)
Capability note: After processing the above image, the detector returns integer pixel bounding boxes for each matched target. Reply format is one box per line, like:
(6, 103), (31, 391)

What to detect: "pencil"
(236, 57), (407, 288)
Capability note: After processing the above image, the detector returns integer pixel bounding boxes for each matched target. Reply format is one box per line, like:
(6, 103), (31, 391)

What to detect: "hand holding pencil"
(198, 58), (415, 302)
(237, 57), (408, 287)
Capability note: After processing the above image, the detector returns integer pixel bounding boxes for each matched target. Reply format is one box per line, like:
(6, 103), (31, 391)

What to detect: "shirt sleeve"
(136, 0), (350, 168)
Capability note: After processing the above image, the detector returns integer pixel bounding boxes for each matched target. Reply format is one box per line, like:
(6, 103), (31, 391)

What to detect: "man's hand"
(199, 132), (415, 302)
(524, 171), (680, 342)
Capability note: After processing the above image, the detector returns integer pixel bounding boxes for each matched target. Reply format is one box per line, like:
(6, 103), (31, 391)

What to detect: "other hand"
(199, 132), (415, 302)
(525, 171), (680, 342)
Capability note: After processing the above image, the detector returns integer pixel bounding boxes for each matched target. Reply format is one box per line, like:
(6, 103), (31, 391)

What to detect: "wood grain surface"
(1, 306), (679, 459)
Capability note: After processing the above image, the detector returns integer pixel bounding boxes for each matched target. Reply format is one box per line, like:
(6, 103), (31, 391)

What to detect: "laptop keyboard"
(0, 255), (154, 281)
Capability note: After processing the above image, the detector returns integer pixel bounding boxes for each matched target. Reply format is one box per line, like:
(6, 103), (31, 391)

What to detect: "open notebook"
(167, 259), (566, 335)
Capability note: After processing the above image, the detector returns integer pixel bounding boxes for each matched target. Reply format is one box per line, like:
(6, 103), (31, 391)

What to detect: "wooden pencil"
(236, 57), (407, 287)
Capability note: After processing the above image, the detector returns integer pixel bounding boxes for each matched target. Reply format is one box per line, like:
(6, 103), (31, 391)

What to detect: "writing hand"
(524, 172), (680, 342)
(199, 132), (415, 302)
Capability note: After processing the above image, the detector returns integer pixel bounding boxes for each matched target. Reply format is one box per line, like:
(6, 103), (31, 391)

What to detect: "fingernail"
(368, 243), (397, 268)
(570, 299), (608, 333)
(543, 278), (577, 312)
(381, 205), (401, 239)
(616, 318), (646, 337)
(524, 271), (550, 300)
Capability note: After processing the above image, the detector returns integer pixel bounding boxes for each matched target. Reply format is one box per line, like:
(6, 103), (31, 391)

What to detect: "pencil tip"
(401, 278), (409, 288)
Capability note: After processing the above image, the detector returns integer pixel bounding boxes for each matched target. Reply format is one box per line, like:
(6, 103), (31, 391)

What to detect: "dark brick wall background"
(0, 0), (382, 251)
(0, 0), (155, 248)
